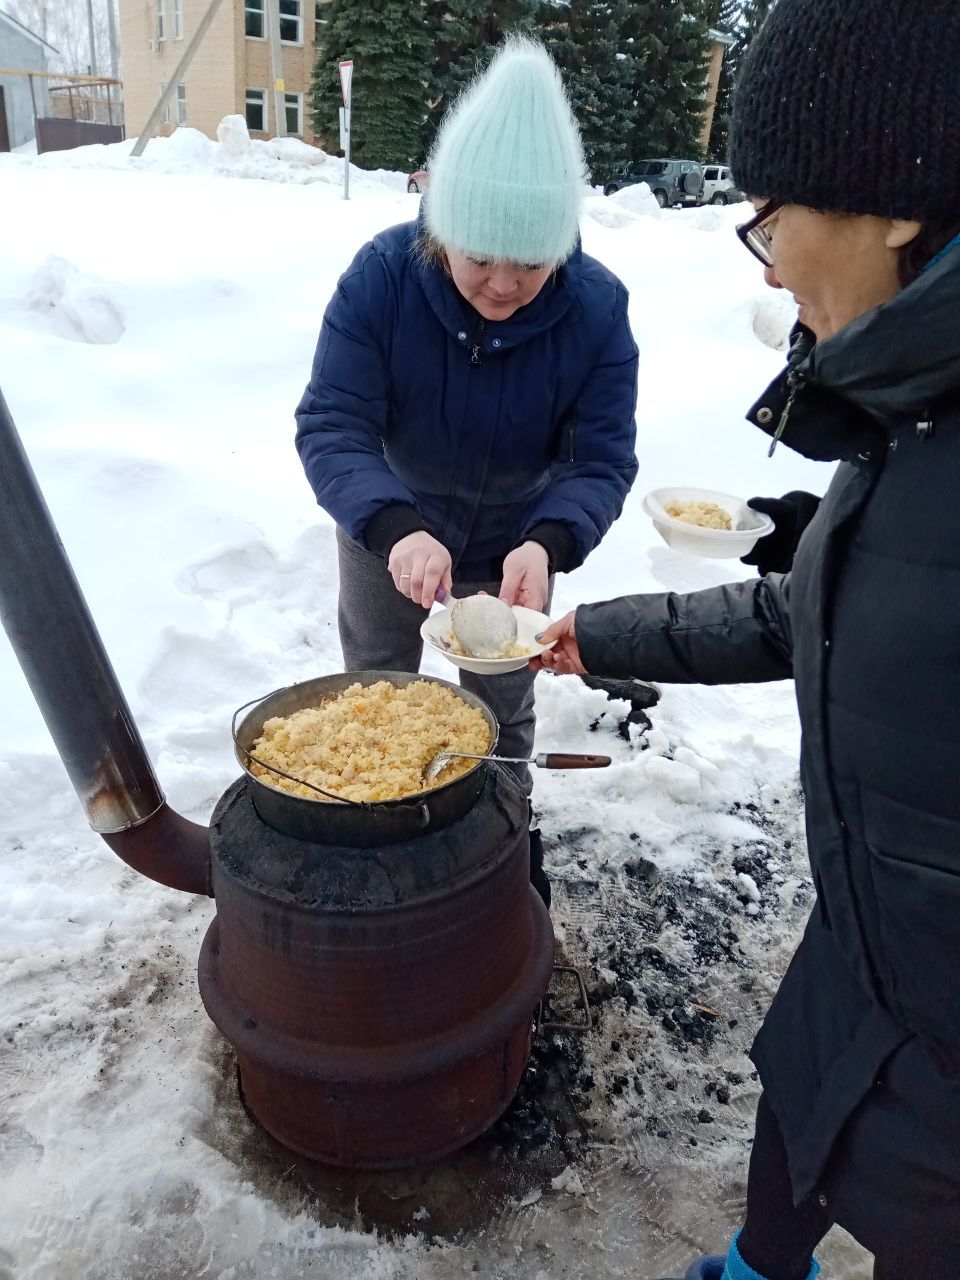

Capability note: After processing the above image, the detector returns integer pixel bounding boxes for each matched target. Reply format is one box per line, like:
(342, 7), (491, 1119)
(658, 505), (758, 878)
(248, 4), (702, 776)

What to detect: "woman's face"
(445, 248), (554, 322)
(756, 203), (921, 340)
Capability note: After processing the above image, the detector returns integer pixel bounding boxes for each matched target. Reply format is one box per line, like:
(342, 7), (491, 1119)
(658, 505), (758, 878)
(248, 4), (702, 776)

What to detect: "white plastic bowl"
(643, 487), (774, 560)
(421, 605), (555, 676)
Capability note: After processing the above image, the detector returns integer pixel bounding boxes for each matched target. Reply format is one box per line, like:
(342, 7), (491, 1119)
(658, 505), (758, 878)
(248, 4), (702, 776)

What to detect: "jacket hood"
(803, 248), (960, 426)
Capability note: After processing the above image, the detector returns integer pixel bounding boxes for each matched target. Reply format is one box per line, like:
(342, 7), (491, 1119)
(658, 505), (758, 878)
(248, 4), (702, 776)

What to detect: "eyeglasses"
(736, 200), (783, 267)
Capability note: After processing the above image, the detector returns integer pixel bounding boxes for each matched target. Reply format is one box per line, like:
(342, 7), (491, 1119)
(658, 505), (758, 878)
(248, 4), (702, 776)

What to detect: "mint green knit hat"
(425, 38), (586, 267)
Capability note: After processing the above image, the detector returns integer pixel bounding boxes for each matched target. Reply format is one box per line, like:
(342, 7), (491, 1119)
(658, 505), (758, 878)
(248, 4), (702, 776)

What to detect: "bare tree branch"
(4, 0), (115, 76)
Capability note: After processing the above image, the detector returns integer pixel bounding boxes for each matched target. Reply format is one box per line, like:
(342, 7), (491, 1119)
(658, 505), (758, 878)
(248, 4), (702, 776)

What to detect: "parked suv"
(700, 164), (745, 205)
(603, 159), (703, 208)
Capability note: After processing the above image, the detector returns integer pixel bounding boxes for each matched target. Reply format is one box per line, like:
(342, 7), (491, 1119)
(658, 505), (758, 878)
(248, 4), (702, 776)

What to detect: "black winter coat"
(575, 253), (960, 1257)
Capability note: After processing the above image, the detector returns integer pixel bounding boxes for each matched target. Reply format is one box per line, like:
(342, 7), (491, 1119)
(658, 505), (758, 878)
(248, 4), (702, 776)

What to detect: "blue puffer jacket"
(295, 215), (639, 577)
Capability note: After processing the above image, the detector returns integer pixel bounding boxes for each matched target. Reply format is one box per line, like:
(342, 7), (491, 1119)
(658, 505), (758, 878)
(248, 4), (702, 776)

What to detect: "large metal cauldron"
(198, 761), (554, 1167)
(233, 671), (499, 847)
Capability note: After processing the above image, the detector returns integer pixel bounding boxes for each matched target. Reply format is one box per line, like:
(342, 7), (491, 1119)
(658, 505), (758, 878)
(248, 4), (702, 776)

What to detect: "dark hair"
(414, 231), (451, 276)
(413, 232), (561, 280)
(899, 218), (960, 288)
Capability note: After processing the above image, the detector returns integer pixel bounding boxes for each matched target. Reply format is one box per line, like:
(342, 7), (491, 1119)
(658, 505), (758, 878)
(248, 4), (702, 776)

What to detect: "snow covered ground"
(0, 130), (871, 1278)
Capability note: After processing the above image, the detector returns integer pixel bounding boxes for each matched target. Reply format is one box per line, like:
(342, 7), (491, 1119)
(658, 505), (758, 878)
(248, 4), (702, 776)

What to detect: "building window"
(172, 0), (183, 39)
(245, 88), (266, 132)
(156, 0), (165, 41)
(244, 0), (264, 39)
(315, 2), (326, 43)
(160, 82), (186, 126)
(284, 92), (303, 136)
(279, 0), (302, 44)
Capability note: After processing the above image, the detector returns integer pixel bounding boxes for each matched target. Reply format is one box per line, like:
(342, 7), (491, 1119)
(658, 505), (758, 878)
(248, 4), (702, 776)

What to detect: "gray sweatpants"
(336, 527), (552, 796)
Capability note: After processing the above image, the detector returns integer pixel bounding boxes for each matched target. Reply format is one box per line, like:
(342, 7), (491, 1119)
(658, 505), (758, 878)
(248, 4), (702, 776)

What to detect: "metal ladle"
(435, 587), (519, 659)
(425, 750), (611, 784)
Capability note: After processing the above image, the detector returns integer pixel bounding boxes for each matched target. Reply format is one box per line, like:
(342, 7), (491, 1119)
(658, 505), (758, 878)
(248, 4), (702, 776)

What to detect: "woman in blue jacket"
(295, 38), (639, 880)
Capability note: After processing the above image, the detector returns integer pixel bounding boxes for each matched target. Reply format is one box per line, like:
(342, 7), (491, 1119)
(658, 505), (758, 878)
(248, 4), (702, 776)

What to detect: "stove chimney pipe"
(0, 388), (210, 896)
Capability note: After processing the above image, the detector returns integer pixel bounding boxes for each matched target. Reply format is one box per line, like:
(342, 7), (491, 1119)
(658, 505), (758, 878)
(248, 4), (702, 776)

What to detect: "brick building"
(118, 5), (733, 158)
(701, 28), (736, 153)
(117, 0), (330, 143)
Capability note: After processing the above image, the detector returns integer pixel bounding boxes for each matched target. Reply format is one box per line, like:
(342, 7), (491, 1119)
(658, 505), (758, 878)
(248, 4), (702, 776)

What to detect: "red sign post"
(338, 59), (353, 108)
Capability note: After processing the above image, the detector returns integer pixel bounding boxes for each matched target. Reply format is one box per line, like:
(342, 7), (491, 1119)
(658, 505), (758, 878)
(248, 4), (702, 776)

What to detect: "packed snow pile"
(586, 180), (664, 229)
(0, 145), (870, 1278)
(9, 115), (409, 191)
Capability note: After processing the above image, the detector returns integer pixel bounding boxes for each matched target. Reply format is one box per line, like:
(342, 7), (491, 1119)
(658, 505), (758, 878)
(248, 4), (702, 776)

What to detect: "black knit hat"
(730, 0), (960, 221)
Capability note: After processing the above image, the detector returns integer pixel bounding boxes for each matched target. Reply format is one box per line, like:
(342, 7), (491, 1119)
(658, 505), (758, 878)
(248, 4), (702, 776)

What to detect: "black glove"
(741, 491), (822, 576)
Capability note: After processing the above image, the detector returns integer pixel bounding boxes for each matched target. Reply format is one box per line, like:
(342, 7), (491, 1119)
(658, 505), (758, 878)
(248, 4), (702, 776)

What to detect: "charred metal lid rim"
(212, 847), (531, 917)
(198, 905), (554, 1085)
(213, 856), (526, 916)
(208, 768), (535, 911)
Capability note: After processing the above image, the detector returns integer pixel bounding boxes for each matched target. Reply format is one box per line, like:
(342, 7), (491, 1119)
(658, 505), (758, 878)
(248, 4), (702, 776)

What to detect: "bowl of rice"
(233, 672), (499, 844)
(642, 487), (774, 559)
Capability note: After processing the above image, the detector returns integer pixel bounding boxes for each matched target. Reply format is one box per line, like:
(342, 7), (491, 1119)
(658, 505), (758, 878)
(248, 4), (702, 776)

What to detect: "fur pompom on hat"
(425, 38), (586, 266)
(730, 0), (960, 220)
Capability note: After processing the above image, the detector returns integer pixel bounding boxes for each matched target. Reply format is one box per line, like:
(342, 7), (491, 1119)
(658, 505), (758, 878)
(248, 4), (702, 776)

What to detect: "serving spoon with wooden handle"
(425, 750), (611, 784)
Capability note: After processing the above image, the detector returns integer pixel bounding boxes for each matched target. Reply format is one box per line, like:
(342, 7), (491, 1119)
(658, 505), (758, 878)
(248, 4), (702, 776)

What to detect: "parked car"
(603, 159), (703, 208)
(700, 164), (745, 205)
(407, 167), (430, 194)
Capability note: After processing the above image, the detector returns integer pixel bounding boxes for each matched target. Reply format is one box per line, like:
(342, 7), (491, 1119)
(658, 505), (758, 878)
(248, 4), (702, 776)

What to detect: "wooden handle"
(537, 753), (612, 769)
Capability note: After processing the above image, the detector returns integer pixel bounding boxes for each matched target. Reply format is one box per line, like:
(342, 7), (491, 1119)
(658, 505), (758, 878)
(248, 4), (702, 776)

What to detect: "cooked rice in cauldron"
(249, 679), (492, 802)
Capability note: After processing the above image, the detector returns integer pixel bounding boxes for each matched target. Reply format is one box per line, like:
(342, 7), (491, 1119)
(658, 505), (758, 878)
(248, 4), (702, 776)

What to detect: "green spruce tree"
(421, 0), (540, 155)
(624, 0), (715, 162)
(707, 0), (778, 160)
(311, 0), (432, 172)
(538, 0), (636, 185)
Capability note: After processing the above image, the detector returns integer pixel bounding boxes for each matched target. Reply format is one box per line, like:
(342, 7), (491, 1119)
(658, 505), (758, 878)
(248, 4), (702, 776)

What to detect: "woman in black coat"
(536, 1), (960, 1276)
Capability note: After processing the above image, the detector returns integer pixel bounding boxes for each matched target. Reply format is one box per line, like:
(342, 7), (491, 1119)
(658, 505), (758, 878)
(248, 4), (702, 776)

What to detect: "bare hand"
(530, 610), (586, 675)
(500, 542), (550, 613)
(389, 531), (452, 609)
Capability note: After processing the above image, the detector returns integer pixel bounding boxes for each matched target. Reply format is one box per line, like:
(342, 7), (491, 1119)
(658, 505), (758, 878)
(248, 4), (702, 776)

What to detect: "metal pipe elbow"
(102, 803), (212, 897)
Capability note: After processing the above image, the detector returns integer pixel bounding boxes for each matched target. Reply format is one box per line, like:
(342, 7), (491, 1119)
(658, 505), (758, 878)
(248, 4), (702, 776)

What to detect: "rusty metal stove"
(0, 387), (554, 1169)
(200, 773), (552, 1166)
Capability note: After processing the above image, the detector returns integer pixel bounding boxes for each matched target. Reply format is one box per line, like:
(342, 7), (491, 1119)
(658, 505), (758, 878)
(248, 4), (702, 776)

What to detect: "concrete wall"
(0, 16), (50, 150)
(118, 0), (327, 144)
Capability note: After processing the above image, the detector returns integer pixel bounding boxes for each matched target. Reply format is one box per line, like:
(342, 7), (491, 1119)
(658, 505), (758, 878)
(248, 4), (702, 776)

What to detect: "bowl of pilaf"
(643, 487), (774, 559)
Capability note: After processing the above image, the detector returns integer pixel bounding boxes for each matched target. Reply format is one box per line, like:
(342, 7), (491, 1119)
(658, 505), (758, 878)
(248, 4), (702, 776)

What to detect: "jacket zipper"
(470, 319), (485, 366)
(768, 370), (805, 458)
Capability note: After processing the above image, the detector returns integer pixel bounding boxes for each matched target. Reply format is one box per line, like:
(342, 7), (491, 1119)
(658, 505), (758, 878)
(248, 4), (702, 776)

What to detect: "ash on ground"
(550, 788), (812, 1162)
